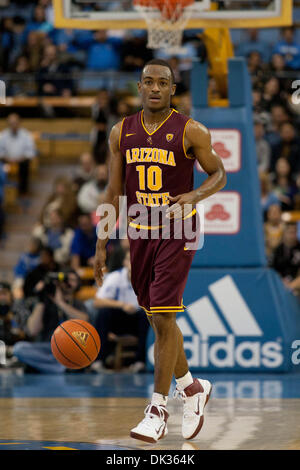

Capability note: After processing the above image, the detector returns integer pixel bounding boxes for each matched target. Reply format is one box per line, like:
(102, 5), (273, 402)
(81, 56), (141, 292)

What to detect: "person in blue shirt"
(273, 27), (300, 71)
(0, 17), (14, 72)
(52, 29), (93, 55)
(25, 4), (53, 39)
(236, 28), (270, 63)
(86, 30), (122, 71)
(13, 237), (42, 288)
(70, 213), (98, 270)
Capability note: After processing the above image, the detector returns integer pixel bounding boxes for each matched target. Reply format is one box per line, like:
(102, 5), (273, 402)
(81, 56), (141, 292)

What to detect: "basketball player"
(94, 59), (226, 443)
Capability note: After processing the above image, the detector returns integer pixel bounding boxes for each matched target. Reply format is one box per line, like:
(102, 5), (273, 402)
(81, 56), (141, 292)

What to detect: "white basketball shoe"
(130, 404), (169, 443)
(174, 378), (212, 440)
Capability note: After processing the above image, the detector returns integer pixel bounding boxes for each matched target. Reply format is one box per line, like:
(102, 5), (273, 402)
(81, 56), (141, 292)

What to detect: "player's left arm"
(167, 119), (226, 218)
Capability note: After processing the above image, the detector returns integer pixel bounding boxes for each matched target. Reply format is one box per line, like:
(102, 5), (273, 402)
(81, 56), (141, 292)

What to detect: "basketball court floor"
(0, 370), (299, 450)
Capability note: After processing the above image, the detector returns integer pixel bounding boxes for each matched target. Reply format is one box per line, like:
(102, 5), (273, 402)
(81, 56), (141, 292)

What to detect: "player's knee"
(151, 312), (176, 337)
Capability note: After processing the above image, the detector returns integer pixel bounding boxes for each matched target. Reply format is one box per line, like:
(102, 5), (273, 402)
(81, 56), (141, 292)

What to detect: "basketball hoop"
(133, 0), (195, 52)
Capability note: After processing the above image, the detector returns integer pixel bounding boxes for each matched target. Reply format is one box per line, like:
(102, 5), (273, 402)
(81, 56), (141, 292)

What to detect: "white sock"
(151, 392), (168, 407)
(175, 371), (193, 391)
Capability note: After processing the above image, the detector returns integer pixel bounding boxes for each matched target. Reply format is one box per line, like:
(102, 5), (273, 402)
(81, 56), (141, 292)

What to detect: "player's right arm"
(94, 121), (125, 287)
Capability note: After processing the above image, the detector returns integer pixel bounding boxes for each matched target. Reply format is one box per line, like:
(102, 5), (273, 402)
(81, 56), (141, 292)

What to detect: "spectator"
(260, 77), (285, 113)
(176, 92), (192, 116)
(254, 116), (271, 173)
(37, 44), (74, 97)
(0, 282), (25, 349)
(38, 0), (54, 25)
(91, 89), (111, 164)
(271, 223), (300, 283)
(86, 30), (122, 71)
(270, 122), (300, 175)
(268, 53), (290, 92)
(273, 27), (300, 71)
(167, 56), (189, 95)
(39, 176), (78, 229)
(9, 55), (36, 97)
(23, 247), (59, 299)
(264, 204), (284, 262)
(70, 213), (97, 270)
(252, 88), (263, 114)
(154, 37), (198, 86)
(247, 51), (266, 87)
(13, 270), (88, 373)
(106, 237), (130, 273)
(0, 113), (36, 197)
(265, 104), (291, 147)
(33, 208), (74, 265)
(0, 161), (6, 241)
(93, 250), (149, 372)
(260, 172), (280, 219)
(270, 53), (287, 73)
(294, 175), (300, 211)
(0, 17), (14, 72)
(72, 152), (96, 192)
(25, 4), (53, 38)
(23, 31), (45, 72)
(77, 164), (108, 214)
(108, 98), (132, 134)
(52, 28), (79, 54)
(9, 16), (27, 68)
(236, 28), (270, 62)
(121, 32), (153, 72)
(271, 158), (298, 211)
(13, 237), (42, 289)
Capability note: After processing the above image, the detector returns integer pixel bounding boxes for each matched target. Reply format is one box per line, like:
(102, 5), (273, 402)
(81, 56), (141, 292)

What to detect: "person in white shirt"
(77, 164), (108, 214)
(0, 113), (36, 195)
(32, 208), (74, 266)
(93, 250), (149, 371)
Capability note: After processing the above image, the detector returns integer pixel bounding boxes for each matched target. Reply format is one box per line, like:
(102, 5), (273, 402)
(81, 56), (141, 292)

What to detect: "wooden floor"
(0, 380), (300, 450)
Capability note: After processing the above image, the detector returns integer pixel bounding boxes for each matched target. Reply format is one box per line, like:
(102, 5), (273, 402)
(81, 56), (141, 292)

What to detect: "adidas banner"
(146, 269), (300, 372)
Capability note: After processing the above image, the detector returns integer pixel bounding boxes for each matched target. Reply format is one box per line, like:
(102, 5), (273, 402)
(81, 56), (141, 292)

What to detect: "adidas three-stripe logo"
(178, 275), (263, 337)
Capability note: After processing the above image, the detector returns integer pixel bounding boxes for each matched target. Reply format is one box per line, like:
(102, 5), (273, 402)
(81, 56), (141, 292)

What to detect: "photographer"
(23, 246), (59, 299)
(13, 270), (88, 373)
(0, 282), (25, 348)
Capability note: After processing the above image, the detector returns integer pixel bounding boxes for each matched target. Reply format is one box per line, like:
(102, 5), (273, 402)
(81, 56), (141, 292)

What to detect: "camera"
(36, 271), (69, 300)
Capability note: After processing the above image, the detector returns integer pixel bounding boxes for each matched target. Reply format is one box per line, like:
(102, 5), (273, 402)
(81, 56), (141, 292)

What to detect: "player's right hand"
(94, 247), (107, 287)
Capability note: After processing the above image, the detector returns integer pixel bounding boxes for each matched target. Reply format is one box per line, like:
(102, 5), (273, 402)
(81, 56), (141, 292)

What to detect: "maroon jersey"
(119, 108), (195, 223)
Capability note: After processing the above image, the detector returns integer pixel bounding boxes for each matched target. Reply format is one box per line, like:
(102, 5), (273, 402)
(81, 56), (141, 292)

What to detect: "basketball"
(51, 319), (101, 369)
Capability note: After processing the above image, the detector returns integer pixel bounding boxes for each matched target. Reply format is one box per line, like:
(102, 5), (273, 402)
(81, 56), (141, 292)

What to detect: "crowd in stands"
(1, 139), (148, 373)
(0, 1), (300, 374)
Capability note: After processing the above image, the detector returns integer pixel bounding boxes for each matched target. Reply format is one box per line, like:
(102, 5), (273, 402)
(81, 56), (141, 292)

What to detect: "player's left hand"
(166, 192), (196, 219)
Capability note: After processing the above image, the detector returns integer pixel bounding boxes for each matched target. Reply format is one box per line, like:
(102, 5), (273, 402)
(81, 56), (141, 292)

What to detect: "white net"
(134, 1), (195, 52)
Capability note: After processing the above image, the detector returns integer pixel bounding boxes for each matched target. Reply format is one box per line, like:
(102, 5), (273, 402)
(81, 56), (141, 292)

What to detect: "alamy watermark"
(0, 340), (6, 365)
(96, 196), (205, 251)
(291, 80), (300, 105)
(291, 340), (300, 365)
(0, 80), (6, 105)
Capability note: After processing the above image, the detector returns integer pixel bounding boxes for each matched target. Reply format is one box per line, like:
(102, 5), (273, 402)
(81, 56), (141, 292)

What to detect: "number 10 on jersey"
(136, 165), (162, 192)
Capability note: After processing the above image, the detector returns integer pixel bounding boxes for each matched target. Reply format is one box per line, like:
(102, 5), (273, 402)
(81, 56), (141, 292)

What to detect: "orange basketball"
(51, 319), (101, 369)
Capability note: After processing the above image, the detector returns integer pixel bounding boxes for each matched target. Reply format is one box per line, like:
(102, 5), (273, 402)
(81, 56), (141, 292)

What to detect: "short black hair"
(141, 59), (175, 84)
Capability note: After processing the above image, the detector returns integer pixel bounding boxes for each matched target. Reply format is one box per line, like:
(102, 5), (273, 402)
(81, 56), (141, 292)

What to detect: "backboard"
(53, 0), (293, 30)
